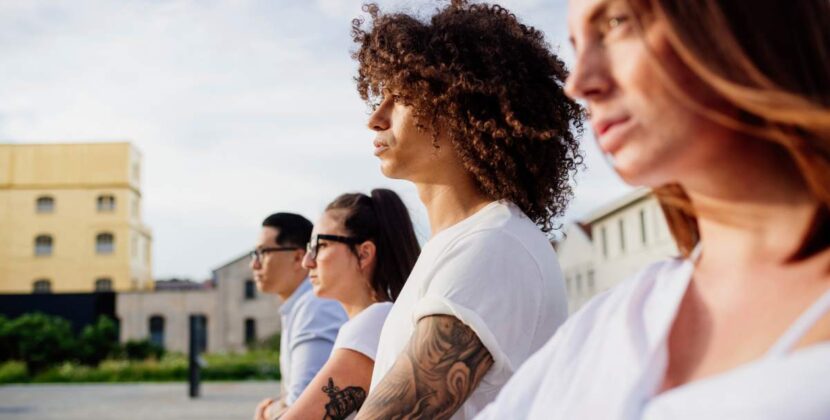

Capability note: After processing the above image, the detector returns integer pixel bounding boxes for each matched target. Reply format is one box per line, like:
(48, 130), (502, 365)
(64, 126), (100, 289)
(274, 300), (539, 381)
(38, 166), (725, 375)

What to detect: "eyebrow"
(569, 0), (614, 48)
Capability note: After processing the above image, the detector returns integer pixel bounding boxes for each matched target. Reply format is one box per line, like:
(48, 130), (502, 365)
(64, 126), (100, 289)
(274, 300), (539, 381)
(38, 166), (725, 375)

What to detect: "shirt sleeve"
(284, 298), (346, 404)
(412, 229), (547, 385)
(333, 303), (390, 361)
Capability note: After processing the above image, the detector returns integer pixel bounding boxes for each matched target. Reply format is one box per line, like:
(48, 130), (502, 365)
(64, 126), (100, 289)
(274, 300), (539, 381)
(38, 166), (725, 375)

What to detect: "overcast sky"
(0, 0), (631, 280)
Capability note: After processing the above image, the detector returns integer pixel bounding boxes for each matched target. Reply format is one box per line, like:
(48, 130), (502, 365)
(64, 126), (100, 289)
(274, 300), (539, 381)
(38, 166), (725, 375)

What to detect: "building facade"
(0, 142), (153, 293)
(555, 188), (678, 313)
(117, 253), (283, 354)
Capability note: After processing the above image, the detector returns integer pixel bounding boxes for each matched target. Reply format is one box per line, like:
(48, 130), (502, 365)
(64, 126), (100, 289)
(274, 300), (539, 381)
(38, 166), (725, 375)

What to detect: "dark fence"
(0, 292), (117, 332)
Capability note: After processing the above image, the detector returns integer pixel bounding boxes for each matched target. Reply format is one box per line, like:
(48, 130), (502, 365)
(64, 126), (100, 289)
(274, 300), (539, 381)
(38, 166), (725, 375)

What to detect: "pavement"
(0, 381), (280, 420)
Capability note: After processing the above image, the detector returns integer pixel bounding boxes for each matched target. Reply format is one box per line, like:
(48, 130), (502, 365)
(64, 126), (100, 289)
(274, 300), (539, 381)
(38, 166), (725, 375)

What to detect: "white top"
(476, 251), (830, 420)
(369, 201), (569, 420)
(333, 302), (393, 361)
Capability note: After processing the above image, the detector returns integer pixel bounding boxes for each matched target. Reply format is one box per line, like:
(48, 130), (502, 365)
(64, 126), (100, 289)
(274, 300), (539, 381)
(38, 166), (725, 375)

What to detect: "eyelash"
(607, 15), (630, 30)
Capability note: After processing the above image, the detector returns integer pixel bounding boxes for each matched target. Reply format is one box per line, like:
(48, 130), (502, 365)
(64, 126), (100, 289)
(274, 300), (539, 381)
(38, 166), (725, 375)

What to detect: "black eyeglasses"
(250, 246), (300, 263)
(306, 234), (365, 261)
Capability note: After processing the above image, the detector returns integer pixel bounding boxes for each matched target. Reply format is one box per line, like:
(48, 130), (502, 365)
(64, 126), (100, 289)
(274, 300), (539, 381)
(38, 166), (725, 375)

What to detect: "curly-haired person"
(351, 2), (583, 419)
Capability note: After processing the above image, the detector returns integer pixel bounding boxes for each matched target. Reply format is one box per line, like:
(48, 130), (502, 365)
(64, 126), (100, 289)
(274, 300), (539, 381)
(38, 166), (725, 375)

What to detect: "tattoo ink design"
(322, 377), (367, 420)
(356, 315), (494, 420)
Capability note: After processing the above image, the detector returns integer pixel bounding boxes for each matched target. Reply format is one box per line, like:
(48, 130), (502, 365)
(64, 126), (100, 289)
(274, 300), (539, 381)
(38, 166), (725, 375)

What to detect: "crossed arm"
(355, 315), (494, 420)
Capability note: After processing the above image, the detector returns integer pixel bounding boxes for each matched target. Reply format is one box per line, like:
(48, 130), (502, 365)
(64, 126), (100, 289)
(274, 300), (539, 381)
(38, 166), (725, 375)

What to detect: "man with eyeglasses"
(250, 213), (347, 420)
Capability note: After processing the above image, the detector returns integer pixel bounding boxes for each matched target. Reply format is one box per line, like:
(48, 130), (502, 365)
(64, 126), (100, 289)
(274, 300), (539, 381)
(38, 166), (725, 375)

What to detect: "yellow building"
(0, 142), (153, 293)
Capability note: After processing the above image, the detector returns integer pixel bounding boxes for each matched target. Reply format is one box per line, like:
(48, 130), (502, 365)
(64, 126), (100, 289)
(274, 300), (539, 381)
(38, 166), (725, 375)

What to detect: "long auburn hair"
(627, 0), (830, 257)
(325, 189), (421, 302)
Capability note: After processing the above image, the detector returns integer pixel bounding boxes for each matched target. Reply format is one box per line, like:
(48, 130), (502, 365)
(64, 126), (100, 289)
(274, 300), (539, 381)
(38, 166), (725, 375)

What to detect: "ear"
(293, 248), (306, 269)
(357, 241), (376, 271)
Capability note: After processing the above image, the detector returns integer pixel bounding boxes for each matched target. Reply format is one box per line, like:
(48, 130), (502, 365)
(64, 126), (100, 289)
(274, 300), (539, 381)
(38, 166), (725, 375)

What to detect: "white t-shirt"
(476, 253), (830, 420)
(369, 201), (569, 420)
(333, 302), (393, 361)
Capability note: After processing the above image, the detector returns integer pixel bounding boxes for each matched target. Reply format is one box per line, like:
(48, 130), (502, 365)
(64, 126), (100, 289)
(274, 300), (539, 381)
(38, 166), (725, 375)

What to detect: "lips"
(592, 115), (634, 154)
(373, 138), (389, 156)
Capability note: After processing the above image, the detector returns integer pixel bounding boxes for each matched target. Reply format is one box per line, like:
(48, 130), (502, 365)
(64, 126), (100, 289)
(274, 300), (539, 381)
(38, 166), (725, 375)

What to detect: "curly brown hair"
(352, 0), (584, 231)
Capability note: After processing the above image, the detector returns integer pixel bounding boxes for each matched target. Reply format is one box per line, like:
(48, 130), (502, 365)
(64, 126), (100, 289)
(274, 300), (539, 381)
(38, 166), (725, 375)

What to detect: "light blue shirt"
(279, 279), (347, 405)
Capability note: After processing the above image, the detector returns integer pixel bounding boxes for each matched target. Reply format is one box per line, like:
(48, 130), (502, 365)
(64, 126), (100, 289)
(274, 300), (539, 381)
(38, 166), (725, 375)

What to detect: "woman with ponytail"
(276, 188), (420, 420)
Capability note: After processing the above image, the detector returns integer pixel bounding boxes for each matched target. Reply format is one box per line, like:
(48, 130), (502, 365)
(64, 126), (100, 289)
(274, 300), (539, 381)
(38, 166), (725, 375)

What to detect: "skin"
(249, 226), (309, 420)
(355, 94), (495, 420)
(567, 0), (830, 393)
(277, 210), (381, 420)
(304, 210), (377, 318)
(249, 226), (308, 300)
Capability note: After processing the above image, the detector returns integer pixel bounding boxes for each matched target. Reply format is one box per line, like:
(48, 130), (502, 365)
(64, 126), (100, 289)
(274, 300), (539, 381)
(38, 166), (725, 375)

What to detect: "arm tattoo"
(356, 315), (494, 420)
(322, 377), (367, 420)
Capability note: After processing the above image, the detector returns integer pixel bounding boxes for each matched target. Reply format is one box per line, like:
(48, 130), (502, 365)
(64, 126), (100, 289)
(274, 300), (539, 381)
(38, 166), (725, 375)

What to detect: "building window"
(149, 315), (165, 349)
(618, 219), (626, 252)
(97, 195), (116, 212)
(33, 279), (52, 294)
(565, 276), (571, 292)
(36, 196), (55, 213)
(244, 279), (257, 300)
(576, 274), (582, 293)
(96, 233), (115, 254)
(587, 270), (595, 292)
(639, 209), (647, 245)
(95, 278), (113, 292)
(600, 226), (608, 258)
(133, 163), (140, 182)
(132, 235), (138, 258)
(190, 314), (208, 353)
(35, 235), (53, 256)
(132, 198), (140, 219)
(245, 318), (257, 346)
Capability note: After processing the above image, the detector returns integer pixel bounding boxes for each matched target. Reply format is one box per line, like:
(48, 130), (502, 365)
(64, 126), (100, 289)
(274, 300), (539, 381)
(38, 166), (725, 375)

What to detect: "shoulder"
(292, 292), (347, 331)
(334, 303), (392, 360)
(552, 257), (689, 352)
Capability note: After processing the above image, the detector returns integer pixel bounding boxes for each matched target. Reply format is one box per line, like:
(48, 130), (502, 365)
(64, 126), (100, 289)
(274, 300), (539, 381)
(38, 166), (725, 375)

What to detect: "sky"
(0, 0), (631, 280)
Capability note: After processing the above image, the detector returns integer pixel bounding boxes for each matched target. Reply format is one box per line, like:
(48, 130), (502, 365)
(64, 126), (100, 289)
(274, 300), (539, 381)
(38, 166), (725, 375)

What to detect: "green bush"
(5, 313), (78, 373)
(77, 316), (120, 366)
(0, 361), (28, 383)
(123, 339), (165, 361)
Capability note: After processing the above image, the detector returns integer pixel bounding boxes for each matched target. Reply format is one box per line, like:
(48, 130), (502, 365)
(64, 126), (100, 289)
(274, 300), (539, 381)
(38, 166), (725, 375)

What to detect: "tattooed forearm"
(321, 377), (367, 420)
(356, 315), (494, 420)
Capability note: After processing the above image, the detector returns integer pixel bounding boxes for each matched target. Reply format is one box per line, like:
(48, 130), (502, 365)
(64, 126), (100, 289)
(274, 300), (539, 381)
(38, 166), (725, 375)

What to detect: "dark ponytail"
(325, 189), (420, 301)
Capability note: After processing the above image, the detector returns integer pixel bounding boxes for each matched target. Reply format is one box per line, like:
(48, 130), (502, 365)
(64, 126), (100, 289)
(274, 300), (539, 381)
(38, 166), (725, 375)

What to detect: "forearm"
(356, 315), (494, 420)
(280, 349), (373, 420)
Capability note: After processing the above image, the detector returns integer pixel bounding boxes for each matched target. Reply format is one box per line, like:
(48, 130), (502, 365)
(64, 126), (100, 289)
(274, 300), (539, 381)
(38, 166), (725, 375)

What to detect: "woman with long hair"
(277, 188), (420, 420)
(477, 0), (830, 418)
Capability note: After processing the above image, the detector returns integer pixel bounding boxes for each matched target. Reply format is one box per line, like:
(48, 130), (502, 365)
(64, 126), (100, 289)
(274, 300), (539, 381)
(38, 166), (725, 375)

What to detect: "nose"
(302, 251), (315, 269)
(564, 42), (612, 102)
(250, 256), (261, 270)
(367, 97), (392, 132)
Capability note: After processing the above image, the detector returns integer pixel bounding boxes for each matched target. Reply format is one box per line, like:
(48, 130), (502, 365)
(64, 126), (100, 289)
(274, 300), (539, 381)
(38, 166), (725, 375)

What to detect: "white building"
(117, 252), (282, 353)
(555, 188), (678, 313)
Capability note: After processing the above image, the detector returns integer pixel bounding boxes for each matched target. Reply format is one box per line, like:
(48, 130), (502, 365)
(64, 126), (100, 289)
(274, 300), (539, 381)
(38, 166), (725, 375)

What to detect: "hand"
(254, 397), (275, 420)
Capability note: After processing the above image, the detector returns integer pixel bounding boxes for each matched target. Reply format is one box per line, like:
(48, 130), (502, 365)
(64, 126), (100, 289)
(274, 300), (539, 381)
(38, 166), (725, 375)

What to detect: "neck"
(277, 272), (308, 301)
(339, 292), (376, 319)
(683, 142), (819, 270)
(415, 177), (490, 236)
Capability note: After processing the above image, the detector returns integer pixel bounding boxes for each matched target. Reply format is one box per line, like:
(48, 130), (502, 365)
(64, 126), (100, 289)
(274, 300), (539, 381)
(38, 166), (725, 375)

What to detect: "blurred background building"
(554, 188), (678, 313)
(117, 253), (282, 353)
(0, 142), (153, 293)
